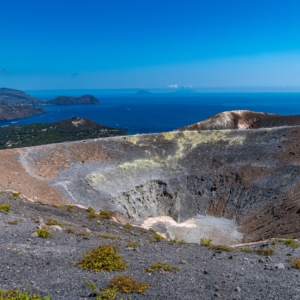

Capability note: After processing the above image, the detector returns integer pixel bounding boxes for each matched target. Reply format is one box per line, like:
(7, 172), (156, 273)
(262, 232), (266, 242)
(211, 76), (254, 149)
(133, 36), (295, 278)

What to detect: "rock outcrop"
(0, 87), (41, 105)
(179, 110), (300, 131)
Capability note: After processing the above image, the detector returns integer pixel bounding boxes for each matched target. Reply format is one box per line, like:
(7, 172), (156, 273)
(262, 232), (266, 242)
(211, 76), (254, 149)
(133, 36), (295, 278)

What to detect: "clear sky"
(1, 0), (300, 90)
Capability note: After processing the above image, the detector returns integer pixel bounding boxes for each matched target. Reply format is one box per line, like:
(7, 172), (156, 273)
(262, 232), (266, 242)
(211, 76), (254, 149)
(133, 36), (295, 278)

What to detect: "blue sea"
(1, 92), (300, 135)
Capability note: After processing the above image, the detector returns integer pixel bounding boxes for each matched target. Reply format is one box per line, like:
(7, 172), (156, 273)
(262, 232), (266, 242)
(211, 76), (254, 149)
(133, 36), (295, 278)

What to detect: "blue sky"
(1, 0), (300, 90)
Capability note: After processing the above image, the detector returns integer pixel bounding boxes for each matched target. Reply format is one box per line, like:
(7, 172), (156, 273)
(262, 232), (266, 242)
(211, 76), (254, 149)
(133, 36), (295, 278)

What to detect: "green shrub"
(0, 289), (51, 299)
(0, 204), (10, 213)
(256, 247), (274, 256)
(107, 275), (149, 294)
(78, 244), (128, 272)
(154, 234), (164, 242)
(36, 227), (52, 238)
(146, 262), (180, 273)
(12, 192), (20, 197)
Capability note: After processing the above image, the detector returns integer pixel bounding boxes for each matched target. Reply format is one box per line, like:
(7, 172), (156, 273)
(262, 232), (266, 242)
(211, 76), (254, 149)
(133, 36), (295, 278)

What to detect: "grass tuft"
(45, 219), (59, 226)
(208, 244), (234, 252)
(169, 238), (186, 245)
(0, 289), (51, 300)
(200, 238), (213, 247)
(66, 205), (74, 212)
(146, 262), (180, 273)
(256, 247), (274, 256)
(78, 244), (128, 272)
(126, 242), (138, 248)
(6, 220), (21, 225)
(100, 210), (114, 220)
(107, 275), (149, 294)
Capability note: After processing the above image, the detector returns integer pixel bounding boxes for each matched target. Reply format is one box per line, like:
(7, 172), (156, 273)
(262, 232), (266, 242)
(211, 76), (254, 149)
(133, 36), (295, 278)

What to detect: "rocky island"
(47, 94), (99, 105)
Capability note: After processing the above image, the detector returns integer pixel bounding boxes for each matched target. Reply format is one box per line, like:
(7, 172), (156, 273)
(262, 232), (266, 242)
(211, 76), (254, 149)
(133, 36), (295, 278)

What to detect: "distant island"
(0, 117), (126, 149)
(47, 94), (99, 105)
(136, 89), (152, 95)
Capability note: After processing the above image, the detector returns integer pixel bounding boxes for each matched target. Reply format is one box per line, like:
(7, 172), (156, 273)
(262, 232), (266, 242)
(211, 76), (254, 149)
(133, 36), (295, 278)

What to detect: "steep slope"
(1, 125), (300, 243)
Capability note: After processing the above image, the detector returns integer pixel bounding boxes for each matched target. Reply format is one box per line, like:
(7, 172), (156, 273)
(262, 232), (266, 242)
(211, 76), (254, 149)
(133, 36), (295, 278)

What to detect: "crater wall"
(1, 127), (300, 243)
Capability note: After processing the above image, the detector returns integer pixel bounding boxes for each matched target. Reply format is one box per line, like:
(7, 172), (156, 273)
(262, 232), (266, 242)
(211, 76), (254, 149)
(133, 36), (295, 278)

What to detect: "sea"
(1, 92), (300, 135)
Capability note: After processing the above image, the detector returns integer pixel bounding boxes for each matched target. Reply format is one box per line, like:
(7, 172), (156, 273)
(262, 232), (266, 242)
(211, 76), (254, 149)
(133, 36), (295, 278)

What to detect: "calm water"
(1, 93), (300, 135)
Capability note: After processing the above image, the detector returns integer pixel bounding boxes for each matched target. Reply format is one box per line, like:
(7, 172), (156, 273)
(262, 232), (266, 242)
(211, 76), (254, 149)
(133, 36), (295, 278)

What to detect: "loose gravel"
(1, 192), (300, 300)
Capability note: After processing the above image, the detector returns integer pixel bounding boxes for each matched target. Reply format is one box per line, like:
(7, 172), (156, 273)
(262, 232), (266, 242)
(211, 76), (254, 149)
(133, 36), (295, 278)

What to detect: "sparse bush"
(78, 244), (128, 272)
(0, 204), (10, 213)
(107, 275), (149, 294)
(66, 205), (74, 212)
(0, 289), (51, 300)
(209, 244), (234, 252)
(169, 238), (186, 245)
(85, 280), (117, 300)
(45, 219), (59, 226)
(256, 247), (274, 256)
(149, 228), (155, 233)
(285, 238), (295, 245)
(146, 262), (180, 273)
(36, 227), (52, 238)
(100, 210), (113, 220)
(200, 238), (213, 247)
(65, 227), (75, 234)
(6, 220), (21, 225)
(87, 207), (98, 219)
(12, 192), (20, 197)
(147, 234), (164, 242)
(124, 223), (132, 229)
(126, 242), (138, 248)
(290, 258), (300, 269)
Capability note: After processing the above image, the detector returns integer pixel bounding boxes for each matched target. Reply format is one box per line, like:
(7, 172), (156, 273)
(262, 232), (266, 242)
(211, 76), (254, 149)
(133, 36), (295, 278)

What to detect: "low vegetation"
(99, 210), (114, 220)
(126, 241), (138, 248)
(36, 227), (52, 238)
(6, 220), (21, 225)
(290, 258), (300, 269)
(0, 203), (10, 213)
(147, 234), (164, 243)
(255, 247), (274, 256)
(45, 219), (60, 226)
(0, 289), (51, 300)
(0, 118), (126, 149)
(146, 262), (180, 273)
(66, 205), (74, 212)
(169, 238), (186, 245)
(107, 275), (150, 294)
(78, 244), (128, 272)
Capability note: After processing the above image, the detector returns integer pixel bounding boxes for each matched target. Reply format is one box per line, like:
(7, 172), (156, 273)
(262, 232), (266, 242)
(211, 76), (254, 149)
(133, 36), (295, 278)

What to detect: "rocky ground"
(1, 192), (300, 300)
